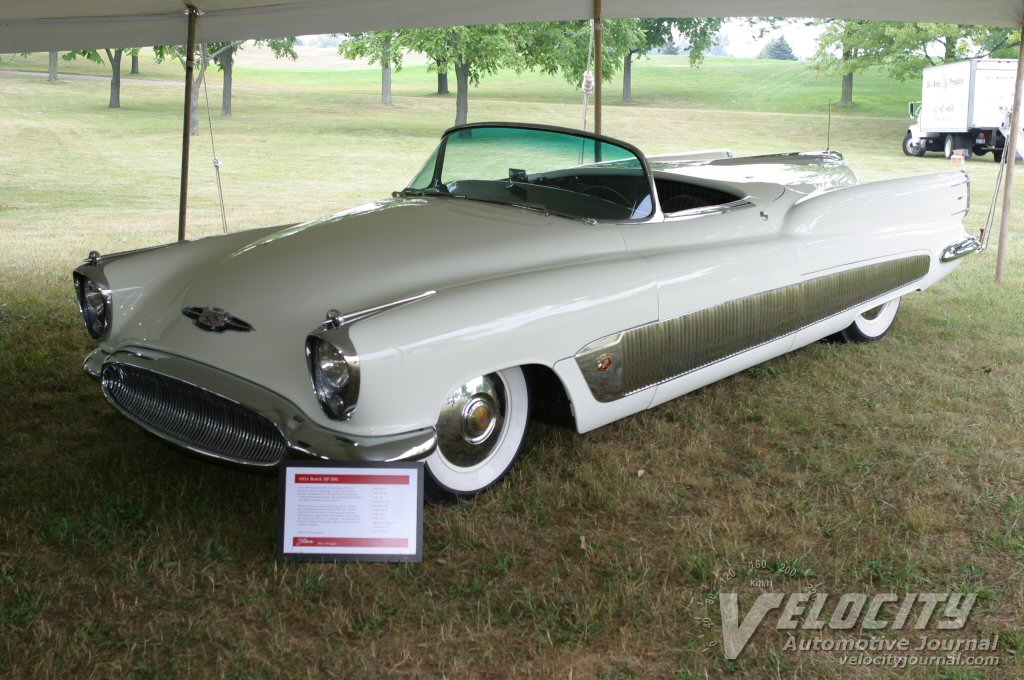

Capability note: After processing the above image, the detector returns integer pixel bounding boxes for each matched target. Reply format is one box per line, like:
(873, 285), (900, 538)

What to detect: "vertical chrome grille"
(101, 363), (288, 465)
(576, 255), (931, 402)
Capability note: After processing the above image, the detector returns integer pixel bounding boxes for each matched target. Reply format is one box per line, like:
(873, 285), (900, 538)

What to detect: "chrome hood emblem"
(182, 306), (254, 333)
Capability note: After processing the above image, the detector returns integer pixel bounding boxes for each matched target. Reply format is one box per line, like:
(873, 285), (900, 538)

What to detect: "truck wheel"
(994, 149), (1004, 163)
(943, 135), (954, 159)
(902, 132), (925, 157)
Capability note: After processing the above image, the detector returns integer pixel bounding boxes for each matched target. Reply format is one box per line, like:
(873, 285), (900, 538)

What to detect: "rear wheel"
(903, 131), (925, 157)
(425, 367), (530, 500)
(833, 298), (901, 343)
(994, 148), (1004, 163)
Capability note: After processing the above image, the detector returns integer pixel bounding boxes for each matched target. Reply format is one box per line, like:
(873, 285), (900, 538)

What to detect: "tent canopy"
(2, 0), (1023, 53)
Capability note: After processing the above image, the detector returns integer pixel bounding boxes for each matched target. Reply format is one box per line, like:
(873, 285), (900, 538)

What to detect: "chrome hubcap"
(436, 374), (507, 469)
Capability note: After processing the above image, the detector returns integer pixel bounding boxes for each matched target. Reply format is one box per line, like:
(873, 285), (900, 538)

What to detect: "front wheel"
(943, 134), (954, 159)
(425, 367), (530, 500)
(903, 131), (925, 157)
(833, 297), (901, 343)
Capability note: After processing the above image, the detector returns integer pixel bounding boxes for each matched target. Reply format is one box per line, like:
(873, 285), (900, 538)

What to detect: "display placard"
(277, 460), (423, 562)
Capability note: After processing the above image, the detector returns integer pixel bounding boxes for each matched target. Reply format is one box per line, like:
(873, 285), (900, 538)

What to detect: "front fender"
(343, 255), (658, 436)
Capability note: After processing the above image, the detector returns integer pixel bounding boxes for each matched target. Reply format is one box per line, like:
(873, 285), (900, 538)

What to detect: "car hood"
(106, 196), (632, 414)
(176, 197), (623, 328)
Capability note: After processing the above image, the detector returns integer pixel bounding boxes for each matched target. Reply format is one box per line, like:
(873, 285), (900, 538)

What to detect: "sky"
(717, 18), (826, 59)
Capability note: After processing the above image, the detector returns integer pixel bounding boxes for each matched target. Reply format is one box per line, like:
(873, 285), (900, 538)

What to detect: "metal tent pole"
(995, 25), (1024, 283)
(178, 6), (199, 242)
(593, 0), (602, 135)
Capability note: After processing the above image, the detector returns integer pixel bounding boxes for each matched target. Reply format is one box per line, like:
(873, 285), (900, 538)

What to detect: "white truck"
(903, 59), (1019, 162)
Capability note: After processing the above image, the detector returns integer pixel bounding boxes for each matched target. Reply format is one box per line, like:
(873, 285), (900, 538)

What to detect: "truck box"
(919, 59), (1017, 134)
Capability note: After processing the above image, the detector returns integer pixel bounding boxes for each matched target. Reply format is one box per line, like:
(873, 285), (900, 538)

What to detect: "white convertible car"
(74, 123), (979, 498)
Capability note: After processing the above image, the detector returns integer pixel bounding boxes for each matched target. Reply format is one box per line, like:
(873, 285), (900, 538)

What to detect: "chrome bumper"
(940, 236), (982, 262)
(83, 348), (436, 467)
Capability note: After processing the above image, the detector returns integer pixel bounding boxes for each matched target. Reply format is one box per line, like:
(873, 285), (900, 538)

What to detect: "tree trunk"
(48, 51), (58, 81)
(105, 48), (123, 108)
(454, 63), (470, 126)
(435, 58), (449, 95)
(221, 47), (234, 116)
(382, 60), (393, 106)
(622, 52), (634, 102)
(190, 51), (209, 136)
(841, 72), (854, 106)
(131, 52), (139, 74)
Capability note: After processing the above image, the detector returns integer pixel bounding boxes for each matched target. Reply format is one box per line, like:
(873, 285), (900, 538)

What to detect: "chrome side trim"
(324, 289), (436, 328)
(664, 198), (754, 219)
(96, 349), (437, 467)
(80, 241), (184, 266)
(940, 236), (982, 262)
(575, 256), (930, 402)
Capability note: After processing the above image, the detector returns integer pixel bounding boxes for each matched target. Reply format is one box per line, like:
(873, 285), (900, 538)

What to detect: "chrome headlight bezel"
(305, 333), (360, 421)
(73, 271), (111, 340)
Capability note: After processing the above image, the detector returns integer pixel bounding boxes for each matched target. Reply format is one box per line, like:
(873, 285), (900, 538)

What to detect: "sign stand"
(277, 460), (424, 563)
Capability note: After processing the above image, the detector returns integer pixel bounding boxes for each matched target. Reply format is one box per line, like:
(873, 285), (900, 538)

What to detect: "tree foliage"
(758, 36), (797, 60)
(813, 21), (1022, 82)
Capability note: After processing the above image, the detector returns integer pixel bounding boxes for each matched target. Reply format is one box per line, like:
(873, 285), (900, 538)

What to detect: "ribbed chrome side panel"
(576, 255), (930, 402)
(102, 363), (288, 464)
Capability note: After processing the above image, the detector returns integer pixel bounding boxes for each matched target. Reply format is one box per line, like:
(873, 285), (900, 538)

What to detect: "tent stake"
(594, 0), (602, 134)
(178, 6), (199, 242)
(995, 24), (1024, 283)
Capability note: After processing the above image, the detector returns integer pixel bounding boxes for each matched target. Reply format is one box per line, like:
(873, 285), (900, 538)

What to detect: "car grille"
(101, 362), (288, 465)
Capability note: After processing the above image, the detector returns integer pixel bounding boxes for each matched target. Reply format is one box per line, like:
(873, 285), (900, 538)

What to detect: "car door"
(605, 194), (804, 407)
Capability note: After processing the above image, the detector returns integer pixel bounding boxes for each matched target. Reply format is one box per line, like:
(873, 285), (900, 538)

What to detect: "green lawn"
(1, 49), (1022, 679)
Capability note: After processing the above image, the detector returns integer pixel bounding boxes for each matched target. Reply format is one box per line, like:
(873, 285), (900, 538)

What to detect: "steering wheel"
(582, 184), (630, 207)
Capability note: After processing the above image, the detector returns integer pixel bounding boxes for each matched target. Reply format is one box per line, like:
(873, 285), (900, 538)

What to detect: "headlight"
(74, 272), (111, 340)
(306, 335), (360, 420)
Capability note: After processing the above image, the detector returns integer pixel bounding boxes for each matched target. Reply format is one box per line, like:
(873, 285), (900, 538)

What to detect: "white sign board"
(277, 461), (424, 562)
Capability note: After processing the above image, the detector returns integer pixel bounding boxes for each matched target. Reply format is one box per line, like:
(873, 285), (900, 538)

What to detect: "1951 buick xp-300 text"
(74, 123), (980, 498)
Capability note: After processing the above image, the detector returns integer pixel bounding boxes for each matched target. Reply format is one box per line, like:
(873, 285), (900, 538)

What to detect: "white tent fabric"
(2, 0), (1023, 53)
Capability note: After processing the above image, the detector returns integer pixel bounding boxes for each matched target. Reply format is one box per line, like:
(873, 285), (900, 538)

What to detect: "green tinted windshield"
(407, 126), (652, 221)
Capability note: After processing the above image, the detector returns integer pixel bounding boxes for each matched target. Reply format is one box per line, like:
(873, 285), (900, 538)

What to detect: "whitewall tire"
(835, 297), (901, 343)
(426, 367), (530, 500)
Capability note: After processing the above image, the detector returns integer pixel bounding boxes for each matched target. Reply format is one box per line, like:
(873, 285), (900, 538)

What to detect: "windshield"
(406, 125), (653, 221)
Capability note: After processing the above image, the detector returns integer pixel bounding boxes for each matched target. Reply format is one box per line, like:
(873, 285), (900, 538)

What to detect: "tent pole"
(995, 24), (1024, 283)
(178, 6), (199, 242)
(593, 0), (602, 135)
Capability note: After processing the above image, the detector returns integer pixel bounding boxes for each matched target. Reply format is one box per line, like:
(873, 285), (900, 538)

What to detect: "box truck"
(903, 59), (1020, 162)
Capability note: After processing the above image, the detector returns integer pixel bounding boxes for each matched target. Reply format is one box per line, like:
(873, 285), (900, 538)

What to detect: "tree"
(620, 19), (722, 102)
(62, 49), (124, 107)
(215, 39), (296, 116)
(129, 48), (140, 74)
(524, 20), (641, 94)
(811, 21), (1022, 105)
(434, 57), (449, 95)
(340, 32), (402, 106)
(758, 36), (797, 60)
(48, 51), (58, 81)
(810, 20), (889, 105)
(403, 25), (527, 126)
(157, 39), (297, 129)
(877, 23), (1020, 80)
(154, 44), (219, 134)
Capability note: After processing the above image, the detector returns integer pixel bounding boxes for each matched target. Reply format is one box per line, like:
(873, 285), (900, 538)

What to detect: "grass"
(1, 48), (1023, 678)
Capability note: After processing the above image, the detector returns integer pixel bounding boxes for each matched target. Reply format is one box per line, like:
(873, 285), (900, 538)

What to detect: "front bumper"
(84, 348), (436, 468)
